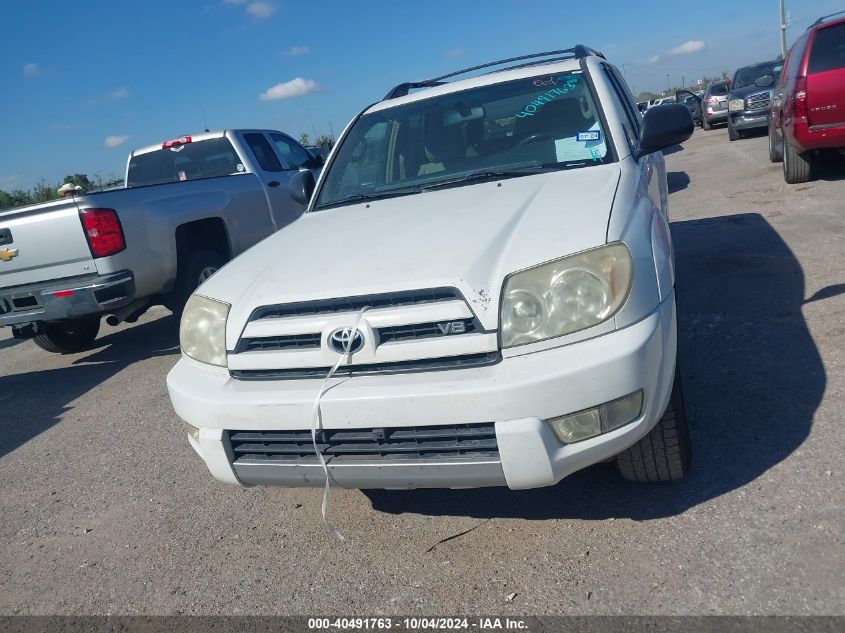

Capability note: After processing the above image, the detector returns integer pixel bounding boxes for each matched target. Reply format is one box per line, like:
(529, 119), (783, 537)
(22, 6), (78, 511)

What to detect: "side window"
(243, 132), (283, 172)
(270, 133), (313, 170)
(602, 64), (640, 149)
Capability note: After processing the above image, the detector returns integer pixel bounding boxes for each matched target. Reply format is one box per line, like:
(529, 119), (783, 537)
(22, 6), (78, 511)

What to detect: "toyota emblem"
(328, 327), (365, 354)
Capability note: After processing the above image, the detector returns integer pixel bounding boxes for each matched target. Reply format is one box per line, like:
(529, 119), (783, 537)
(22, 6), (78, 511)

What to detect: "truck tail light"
(79, 208), (126, 258)
(793, 76), (808, 119)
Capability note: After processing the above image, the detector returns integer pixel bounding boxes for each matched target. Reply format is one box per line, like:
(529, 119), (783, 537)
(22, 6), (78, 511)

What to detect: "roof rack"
(809, 10), (845, 27)
(383, 45), (605, 99)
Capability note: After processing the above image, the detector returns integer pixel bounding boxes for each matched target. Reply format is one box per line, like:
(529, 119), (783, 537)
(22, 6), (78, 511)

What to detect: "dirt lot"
(1, 126), (843, 615)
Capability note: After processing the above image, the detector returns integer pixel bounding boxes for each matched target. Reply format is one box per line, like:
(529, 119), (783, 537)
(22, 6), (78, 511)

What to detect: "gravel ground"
(0, 126), (843, 616)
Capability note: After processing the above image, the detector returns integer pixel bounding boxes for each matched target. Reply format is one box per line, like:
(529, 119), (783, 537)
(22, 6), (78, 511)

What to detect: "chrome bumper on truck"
(0, 271), (135, 326)
(167, 295), (677, 491)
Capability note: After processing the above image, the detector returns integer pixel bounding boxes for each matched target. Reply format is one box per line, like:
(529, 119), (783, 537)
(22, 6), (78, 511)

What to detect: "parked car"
(769, 11), (845, 183)
(727, 59), (783, 140)
(676, 90), (702, 127)
(167, 45), (695, 491)
(701, 80), (731, 130)
(0, 129), (322, 353)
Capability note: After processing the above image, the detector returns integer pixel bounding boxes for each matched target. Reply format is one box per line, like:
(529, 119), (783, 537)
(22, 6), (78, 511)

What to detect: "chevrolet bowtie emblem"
(0, 248), (19, 262)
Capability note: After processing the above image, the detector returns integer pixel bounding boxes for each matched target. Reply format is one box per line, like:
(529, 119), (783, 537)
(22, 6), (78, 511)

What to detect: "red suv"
(769, 11), (845, 183)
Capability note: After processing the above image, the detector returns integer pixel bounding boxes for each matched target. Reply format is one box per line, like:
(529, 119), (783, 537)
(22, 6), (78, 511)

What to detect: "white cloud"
(23, 63), (41, 77)
(110, 87), (129, 100)
(648, 55), (661, 65)
(282, 46), (310, 56)
(260, 77), (319, 101)
(246, 2), (275, 18)
(668, 40), (706, 56)
(104, 135), (129, 148)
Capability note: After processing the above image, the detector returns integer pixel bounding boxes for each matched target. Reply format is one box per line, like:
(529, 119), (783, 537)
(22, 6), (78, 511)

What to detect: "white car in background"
(167, 45), (695, 491)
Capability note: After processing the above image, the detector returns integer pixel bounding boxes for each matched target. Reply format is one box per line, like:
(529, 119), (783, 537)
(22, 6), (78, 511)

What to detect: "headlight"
(179, 294), (230, 366)
(500, 243), (632, 348)
(728, 99), (745, 112)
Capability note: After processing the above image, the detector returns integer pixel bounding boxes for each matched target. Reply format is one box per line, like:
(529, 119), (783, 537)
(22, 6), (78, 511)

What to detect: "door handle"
(267, 180), (280, 188)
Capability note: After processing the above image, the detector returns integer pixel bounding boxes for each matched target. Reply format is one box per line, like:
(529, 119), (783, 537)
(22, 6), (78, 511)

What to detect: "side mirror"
(290, 169), (316, 206)
(306, 153), (324, 168)
(634, 104), (694, 160)
(755, 74), (774, 88)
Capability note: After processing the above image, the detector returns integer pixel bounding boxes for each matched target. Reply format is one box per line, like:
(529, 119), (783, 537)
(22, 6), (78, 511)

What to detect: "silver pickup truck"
(0, 129), (321, 353)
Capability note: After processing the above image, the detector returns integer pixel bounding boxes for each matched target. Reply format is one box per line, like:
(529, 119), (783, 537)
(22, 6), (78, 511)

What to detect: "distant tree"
(0, 189), (33, 209)
(31, 181), (59, 203)
(721, 70), (730, 80)
(314, 134), (334, 148)
(299, 133), (311, 146)
(63, 173), (94, 190)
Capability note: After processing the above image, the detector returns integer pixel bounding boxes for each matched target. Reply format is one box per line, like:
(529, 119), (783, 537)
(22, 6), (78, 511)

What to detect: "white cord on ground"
(311, 306), (369, 541)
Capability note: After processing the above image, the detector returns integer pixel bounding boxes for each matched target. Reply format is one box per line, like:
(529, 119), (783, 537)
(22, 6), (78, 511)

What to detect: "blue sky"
(2, 0), (840, 191)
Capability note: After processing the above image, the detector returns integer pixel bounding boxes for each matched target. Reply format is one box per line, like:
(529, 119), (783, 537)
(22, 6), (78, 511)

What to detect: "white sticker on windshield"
(555, 122), (607, 163)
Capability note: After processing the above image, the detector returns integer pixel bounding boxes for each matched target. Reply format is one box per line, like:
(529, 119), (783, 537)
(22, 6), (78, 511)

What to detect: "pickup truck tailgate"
(0, 199), (95, 289)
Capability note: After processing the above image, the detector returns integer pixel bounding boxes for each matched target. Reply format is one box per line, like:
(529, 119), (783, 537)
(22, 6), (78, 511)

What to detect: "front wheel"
(164, 250), (226, 317)
(615, 367), (692, 482)
(728, 123), (741, 141)
(33, 317), (101, 354)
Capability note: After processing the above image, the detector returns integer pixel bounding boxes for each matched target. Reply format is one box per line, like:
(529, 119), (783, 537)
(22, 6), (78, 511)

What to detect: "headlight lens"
(728, 99), (745, 112)
(179, 294), (230, 366)
(500, 243), (632, 348)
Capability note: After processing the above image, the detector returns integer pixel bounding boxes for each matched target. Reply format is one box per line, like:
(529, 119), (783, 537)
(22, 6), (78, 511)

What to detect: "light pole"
(780, 0), (788, 58)
(666, 74), (670, 94)
(682, 76), (686, 89)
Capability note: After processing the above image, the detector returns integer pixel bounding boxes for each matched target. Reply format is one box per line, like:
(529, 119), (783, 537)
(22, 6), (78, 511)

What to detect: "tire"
(33, 317), (101, 354)
(728, 122), (740, 141)
(783, 141), (812, 184)
(768, 120), (783, 163)
(164, 250), (226, 316)
(615, 367), (692, 482)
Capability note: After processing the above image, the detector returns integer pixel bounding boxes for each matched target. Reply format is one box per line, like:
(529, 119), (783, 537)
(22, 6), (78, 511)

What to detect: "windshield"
(732, 62), (783, 90)
(314, 71), (611, 209)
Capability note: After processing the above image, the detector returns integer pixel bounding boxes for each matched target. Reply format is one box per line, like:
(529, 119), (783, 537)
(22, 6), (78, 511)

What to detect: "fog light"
(546, 390), (644, 444)
(182, 421), (200, 443)
(600, 390), (643, 433)
(547, 408), (602, 443)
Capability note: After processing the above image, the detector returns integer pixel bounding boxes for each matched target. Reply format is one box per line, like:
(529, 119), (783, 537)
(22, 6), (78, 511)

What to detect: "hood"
(201, 164), (621, 341)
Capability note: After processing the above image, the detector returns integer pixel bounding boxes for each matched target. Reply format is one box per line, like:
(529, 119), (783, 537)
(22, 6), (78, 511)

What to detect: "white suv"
(167, 45), (695, 491)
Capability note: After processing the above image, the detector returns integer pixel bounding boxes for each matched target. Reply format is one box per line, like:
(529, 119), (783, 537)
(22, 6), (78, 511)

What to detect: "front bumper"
(730, 111), (768, 131)
(0, 271), (135, 326)
(167, 295), (677, 490)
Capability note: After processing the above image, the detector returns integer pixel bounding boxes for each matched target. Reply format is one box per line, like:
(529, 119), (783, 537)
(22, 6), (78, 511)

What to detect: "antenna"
(199, 100), (210, 133)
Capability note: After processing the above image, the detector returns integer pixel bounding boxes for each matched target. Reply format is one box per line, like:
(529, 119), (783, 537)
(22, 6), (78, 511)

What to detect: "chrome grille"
(746, 92), (771, 111)
(228, 422), (498, 463)
(237, 333), (321, 353)
(250, 288), (459, 321)
(230, 352), (501, 380)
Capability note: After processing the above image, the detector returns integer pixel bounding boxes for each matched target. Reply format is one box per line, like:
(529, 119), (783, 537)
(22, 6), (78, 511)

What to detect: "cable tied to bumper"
(311, 306), (370, 541)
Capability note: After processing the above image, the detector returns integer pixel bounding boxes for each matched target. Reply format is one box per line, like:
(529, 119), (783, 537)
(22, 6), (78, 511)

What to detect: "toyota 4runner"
(167, 45), (695, 490)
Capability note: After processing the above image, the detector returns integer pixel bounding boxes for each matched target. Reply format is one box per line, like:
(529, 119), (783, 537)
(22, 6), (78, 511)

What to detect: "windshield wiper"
(314, 186), (421, 210)
(420, 164), (585, 191)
